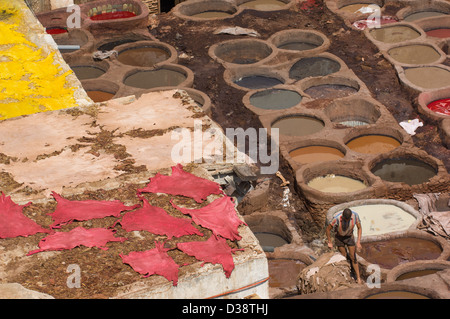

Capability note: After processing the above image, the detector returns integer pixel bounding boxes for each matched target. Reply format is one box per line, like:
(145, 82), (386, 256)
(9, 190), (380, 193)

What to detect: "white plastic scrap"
(214, 27), (260, 37)
(399, 119), (423, 135)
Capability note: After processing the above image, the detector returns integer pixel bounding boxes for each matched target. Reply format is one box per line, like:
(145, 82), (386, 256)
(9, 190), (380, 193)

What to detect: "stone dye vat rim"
(271, 114), (325, 138)
(287, 140), (347, 165)
(123, 64), (194, 90)
(236, 0), (294, 12)
(337, 1), (383, 15)
(386, 43), (445, 66)
(173, 0), (240, 21)
(244, 214), (292, 252)
(365, 23), (424, 44)
(369, 154), (439, 186)
(81, 79), (120, 103)
(288, 56), (342, 81)
(400, 65), (450, 91)
(327, 199), (421, 239)
(387, 260), (450, 283)
(344, 126), (406, 155)
(70, 63), (109, 81)
(209, 38), (276, 67)
(115, 40), (178, 68)
(268, 29), (330, 53)
(246, 88), (303, 113)
(359, 284), (441, 299)
(300, 76), (361, 100)
(417, 86), (450, 120)
(323, 96), (382, 127)
(95, 33), (156, 52)
(51, 28), (95, 60)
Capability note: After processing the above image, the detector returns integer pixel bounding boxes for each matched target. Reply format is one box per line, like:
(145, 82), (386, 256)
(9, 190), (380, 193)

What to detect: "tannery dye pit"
(1, 0), (449, 302)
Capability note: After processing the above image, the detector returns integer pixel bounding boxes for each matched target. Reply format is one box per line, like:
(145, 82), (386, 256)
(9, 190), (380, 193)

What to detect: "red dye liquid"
(46, 27), (68, 35)
(90, 11), (137, 21)
(427, 98), (450, 116)
(426, 28), (450, 38)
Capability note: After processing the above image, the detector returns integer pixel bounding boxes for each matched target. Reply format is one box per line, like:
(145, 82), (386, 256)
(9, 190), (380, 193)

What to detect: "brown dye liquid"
(307, 175), (367, 193)
(268, 259), (306, 288)
(366, 291), (430, 299)
(124, 69), (186, 89)
(359, 237), (442, 269)
(278, 42), (318, 51)
(191, 11), (233, 18)
(240, 0), (286, 10)
(404, 11), (447, 22)
(304, 84), (358, 99)
(272, 116), (324, 137)
(289, 146), (345, 164)
(396, 269), (441, 281)
(388, 45), (441, 65)
(87, 90), (115, 103)
(369, 26), (421, 43)
(72, 66), (105, 80)
(339, 3), (374, 13)
(346, 135), (401, 154)
(404, 67), (450, 89)
(118, 47), (170, 67)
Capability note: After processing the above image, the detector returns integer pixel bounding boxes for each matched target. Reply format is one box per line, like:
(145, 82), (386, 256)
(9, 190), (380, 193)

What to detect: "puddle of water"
(427, 98), (450, 116)
(191, 11), (233, 18)
(118, 47), (170, 67)
(426, 28), (450, 38)
(71, 66), (106, 80)
(278, 42), (318, 51)
(369, 26), (421, 43)
(371, 158), (437, 185)
(268, 259), (306, 288)
(250, 89), (302, 109)
(86, 90), (115, 103)
(359, 237), (442, 269)
(307, 174), (367, 193)
(289, 145), (345, 164)
(304, 84), (358, 99)
(346, 135), (401, 154)
(404, 11), (447, 22)
(240, 0), (286, 10)
(124, 69), (187, 89)
(396, 269), (441, 281)
(234, 75), (283, 89)
(365, 291), (430, 299)
(272, 116), (324, 136)
(90, 11), (137, 21)
(388, 45), (441, 65)
(289, 57), (341, 81)
(404, 67), (450, 89)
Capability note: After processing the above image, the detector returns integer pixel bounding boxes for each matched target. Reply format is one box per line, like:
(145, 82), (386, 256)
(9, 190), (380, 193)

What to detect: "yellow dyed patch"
(0, 1), (77, 120)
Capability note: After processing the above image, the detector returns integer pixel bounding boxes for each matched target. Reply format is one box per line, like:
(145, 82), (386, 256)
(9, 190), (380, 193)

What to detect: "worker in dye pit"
(326, 208), (363, 284)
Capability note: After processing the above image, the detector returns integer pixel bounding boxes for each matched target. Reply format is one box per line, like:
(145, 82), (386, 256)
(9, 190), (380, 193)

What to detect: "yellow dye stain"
(0, 1), (77, 120)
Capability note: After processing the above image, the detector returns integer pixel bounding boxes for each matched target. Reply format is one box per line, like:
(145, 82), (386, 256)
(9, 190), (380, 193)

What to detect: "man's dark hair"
(341, 209), (352, 231)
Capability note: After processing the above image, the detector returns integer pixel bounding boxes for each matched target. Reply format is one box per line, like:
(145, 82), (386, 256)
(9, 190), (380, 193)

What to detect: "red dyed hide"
(120, 242), (179, 286)
(171, 196), (245, 241)
(49, 192), (139, 228)
(138, 164), (223, 203)
(0, 192), (49, 239)
(27, 227), (127, 255)
(177, 236), (241, 278)
(120, 197), (203, 239)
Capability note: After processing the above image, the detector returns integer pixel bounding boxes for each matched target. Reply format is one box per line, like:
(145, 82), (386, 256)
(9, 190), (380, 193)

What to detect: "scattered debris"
(214, 26), (260, 37)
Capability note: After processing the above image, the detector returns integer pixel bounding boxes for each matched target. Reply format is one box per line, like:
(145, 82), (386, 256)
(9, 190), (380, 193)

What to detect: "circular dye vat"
(365, 290), (430, 299)
(278, 42), (318, 51)
(289, 57), (341, 81)
(427, 98), (450, 116)
(346, 135), (401, 154)
(289, 146), (345, 164)
(213, 40), (273, 65)
(369, 26), (421, 43)
(371, 157), (437, 185)
(339, 3), (377, 14)
(342, 204), (417, 237)
(404, 67), (450, 89)
(191, 11), (233, 18)
(239, 0), (287, 11)
(272, 116), (324, 137)
(404, 11), (447, 22)
(268, 259), (307, 288)
(396, 269), (441, 281)
(359, 237), (442, 269)
(86, 90), (115, 103)
(388, 45), (441, 65)
(304, 84), (358, 99)
(118, 46), (170, 67)
(90, 11), (137, 21)
(46, 27), (68, 35)
(234, 75), (284, 89)
(426, 28), (450, 39)
(307, 174), (367, 193)
(124, 69), (187, 89)
(71, 66), (106, 80)
(254, 232), (289, 252)
(249, 89), (302, 110)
